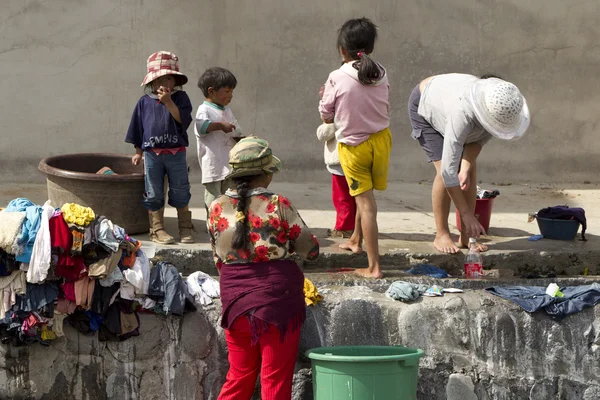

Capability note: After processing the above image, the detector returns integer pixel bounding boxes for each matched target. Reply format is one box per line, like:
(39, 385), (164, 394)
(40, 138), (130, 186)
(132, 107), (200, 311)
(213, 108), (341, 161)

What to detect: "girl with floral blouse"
(208, 136), (319, 400)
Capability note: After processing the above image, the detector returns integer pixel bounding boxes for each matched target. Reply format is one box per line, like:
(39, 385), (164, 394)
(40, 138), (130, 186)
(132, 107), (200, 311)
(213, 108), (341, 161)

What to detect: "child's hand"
(220, 122), (236, 133)
(157, 86), (173, 105)
(131, 154), (142, 166)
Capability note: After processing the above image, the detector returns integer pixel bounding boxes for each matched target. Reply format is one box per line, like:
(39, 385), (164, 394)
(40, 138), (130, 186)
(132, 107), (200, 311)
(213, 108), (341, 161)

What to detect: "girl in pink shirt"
(319, 18), (392, 279)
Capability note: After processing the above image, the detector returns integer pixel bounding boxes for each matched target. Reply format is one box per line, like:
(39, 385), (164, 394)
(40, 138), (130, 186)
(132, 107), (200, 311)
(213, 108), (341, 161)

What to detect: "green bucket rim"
(305, 345), (424, 363)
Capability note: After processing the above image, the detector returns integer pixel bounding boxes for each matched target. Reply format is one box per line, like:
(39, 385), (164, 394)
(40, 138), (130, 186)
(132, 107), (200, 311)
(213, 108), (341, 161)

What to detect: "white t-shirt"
(194, 102), (242, 184)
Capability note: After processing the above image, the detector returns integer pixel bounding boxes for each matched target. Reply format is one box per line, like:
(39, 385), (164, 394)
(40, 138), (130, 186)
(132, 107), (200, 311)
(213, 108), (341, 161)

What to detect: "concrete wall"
(2, 285), (600, 399)
(1, 0), (599, 183)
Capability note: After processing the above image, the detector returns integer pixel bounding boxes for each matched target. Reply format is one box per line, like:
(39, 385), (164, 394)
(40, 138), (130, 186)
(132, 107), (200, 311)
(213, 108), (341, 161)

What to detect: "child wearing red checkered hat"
(125, 51), (195, 245)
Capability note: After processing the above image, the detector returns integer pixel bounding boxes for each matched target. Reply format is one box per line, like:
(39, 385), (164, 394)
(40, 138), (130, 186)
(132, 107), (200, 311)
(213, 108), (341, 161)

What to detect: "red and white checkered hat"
(140, 51), (188, 86)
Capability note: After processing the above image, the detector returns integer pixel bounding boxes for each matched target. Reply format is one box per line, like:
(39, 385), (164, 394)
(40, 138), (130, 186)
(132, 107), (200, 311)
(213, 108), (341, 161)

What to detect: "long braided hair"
(231, 176), (253, 249)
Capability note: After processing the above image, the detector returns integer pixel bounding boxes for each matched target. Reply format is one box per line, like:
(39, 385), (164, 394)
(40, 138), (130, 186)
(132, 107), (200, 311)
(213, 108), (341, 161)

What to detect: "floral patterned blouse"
(207, 188), (319, 266)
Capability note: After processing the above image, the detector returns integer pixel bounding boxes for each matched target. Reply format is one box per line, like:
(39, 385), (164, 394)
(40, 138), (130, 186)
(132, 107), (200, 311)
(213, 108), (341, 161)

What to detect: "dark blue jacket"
(125, 91), (193, 150)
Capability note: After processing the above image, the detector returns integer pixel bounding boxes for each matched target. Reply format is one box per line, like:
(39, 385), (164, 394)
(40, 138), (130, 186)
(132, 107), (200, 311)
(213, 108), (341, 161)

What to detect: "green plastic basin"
(306, 346), (424, 400)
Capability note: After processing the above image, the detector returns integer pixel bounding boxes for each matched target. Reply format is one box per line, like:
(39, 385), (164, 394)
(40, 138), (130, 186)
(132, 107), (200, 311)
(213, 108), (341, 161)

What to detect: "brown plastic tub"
(39, 153), (148, 234)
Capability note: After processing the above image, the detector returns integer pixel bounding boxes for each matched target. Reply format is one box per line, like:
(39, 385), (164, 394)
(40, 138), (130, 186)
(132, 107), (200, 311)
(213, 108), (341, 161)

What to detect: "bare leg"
(431, 161), (460, 254)
(353, 190), (383, 279)
(340, 209), (363, 254)
(457, 144), (488, 252)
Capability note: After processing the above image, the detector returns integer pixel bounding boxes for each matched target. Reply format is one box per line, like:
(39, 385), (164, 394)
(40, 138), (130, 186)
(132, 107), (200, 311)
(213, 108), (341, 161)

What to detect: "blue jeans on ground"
(143, 150), (191, 211)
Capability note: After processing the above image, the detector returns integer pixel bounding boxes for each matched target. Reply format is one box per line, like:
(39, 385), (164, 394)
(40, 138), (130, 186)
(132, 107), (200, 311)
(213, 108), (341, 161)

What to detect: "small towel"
(386, 281), (429, 302)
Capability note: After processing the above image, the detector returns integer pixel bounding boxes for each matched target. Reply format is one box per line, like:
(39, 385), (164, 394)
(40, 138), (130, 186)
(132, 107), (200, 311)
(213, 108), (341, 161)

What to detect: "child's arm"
(318, 75), (336, 123)
(125, 99), (144, 165)
(131, 146), (143, 166)
(158, 88), (193, 131)
(206, 121), (236, 133)
(165, 101), (182, 124)
(157, 87), (181, 123)
(195, 107), (236, 136)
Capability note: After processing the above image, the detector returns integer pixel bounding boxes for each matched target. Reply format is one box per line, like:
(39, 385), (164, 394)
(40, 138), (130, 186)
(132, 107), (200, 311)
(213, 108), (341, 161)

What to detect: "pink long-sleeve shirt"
(318, 62), (390, 146)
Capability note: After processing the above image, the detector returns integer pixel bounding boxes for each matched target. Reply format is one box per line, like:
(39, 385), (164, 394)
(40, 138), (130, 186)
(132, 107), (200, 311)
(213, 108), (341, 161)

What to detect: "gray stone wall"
(2, 286), (599, 399)
(1, 1), (599, 183)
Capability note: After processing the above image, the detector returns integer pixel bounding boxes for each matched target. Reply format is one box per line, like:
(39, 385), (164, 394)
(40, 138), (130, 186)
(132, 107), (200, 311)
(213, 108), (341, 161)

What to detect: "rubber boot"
(149, 209), (175, 244)
(177, 209), (195, 244)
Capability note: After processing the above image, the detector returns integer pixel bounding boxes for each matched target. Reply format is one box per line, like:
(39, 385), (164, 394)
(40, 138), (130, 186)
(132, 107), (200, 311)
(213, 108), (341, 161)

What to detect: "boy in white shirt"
(194, 67), (243, 213)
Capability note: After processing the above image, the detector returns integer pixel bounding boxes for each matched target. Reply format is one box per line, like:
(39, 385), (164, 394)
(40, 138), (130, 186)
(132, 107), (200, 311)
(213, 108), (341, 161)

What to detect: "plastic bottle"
(464, 238), (483, 278)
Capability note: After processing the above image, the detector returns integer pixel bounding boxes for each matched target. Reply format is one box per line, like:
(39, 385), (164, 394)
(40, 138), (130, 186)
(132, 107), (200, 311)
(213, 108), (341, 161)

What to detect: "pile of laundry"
(0, 198), (219, 347)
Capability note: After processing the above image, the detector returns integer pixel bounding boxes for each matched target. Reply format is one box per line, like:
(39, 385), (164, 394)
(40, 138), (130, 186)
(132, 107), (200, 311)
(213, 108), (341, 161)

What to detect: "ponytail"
(231, 178), (250, 250)
(336, 18), (382, 86)
(354, 52), (383, 86)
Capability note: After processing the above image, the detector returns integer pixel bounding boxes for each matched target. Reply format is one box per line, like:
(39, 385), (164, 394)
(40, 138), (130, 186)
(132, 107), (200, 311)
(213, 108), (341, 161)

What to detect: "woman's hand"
(460, 213), (486, 238)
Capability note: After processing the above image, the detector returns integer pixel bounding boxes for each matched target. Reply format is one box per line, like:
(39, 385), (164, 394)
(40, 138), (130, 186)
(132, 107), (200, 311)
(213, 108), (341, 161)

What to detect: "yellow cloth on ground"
(41, 325), (57, 341)
(60, 203), (95, 226)
(304, 278), (322, 306)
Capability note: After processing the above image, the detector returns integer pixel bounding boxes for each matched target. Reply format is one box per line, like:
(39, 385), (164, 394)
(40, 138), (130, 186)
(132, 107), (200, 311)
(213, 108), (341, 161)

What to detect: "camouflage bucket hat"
(226, 136), (282, 180)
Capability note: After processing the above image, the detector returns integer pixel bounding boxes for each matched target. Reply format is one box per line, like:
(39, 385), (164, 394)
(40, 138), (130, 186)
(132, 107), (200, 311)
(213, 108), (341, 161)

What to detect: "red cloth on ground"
(331, 174), (356, 231)
(217, 316), (302, 400)
(50, 214), (87, 280)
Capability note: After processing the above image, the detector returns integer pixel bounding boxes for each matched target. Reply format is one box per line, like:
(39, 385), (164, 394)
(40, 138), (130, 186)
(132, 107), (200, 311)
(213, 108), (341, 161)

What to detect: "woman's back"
(208, 188), (319, 265)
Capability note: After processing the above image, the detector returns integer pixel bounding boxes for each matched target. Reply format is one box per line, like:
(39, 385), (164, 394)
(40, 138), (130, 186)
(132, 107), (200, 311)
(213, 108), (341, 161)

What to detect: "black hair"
(480, 73), (503, 80)
(197, 67), (238, 97)
(337, 18), (383, 85)
(230, 173), (273, 249)
(230, 176), (253, 250)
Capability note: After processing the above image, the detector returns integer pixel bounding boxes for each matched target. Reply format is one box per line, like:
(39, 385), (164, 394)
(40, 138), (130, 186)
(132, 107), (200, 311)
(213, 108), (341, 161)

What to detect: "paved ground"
(3, 180), (598, 266)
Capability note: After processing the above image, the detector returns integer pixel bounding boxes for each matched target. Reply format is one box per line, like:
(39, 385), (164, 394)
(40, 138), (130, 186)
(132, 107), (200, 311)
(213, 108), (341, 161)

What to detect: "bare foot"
(340, 241), (363, 254)
(354, 268), (383, 279)
(459, 235), (489, 252)
(433, 234), (460, 254)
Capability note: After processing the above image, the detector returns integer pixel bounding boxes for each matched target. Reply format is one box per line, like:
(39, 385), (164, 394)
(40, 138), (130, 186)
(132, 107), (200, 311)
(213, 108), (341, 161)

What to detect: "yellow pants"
(338, 127), (392, 196)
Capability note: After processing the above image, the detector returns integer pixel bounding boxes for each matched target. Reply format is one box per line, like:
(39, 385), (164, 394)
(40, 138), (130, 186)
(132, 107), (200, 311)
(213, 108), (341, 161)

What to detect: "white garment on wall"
(27, 201), (54, 284)
(186, 271), (220, 306)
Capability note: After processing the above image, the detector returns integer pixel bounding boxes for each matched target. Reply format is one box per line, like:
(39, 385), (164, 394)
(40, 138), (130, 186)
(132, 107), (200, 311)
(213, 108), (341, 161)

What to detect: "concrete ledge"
(151, 245), (600, 279)
(4, 182), (600, 278)
(2, 284), (600, 399)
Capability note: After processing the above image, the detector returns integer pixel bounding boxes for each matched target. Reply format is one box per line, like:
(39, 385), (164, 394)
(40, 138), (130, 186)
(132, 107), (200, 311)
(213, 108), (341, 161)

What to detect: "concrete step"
(4, 181), (600, 278)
